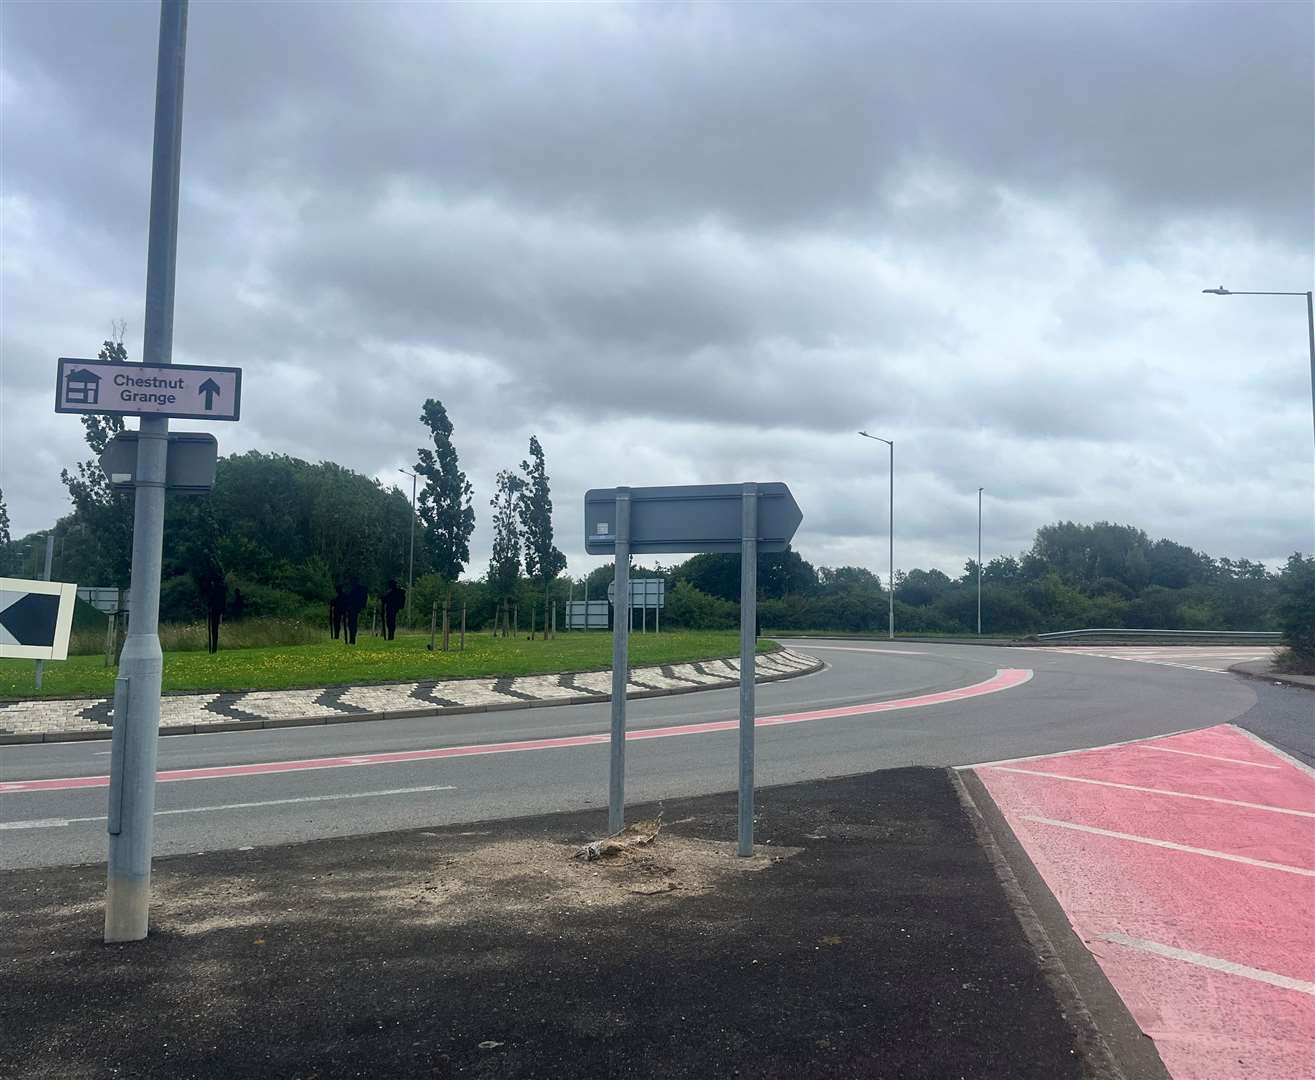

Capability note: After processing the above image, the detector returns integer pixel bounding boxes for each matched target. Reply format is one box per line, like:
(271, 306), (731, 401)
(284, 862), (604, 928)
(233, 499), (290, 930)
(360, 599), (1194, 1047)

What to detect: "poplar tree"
(518, 435), (566, 632)
(415, 398), (475, 582)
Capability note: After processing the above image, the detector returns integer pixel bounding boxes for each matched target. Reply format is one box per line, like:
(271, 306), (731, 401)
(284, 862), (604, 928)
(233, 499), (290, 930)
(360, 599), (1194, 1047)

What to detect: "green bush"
(1276, 553), (1315, 671)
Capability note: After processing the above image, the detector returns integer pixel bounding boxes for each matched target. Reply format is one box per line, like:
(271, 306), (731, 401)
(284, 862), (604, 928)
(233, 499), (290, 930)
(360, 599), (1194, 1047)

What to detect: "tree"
(0, 487), (12, 576)
(59, 336), (133, 586)
(415, 398), (475, 582)
(517, 436), (566, 623)
(487, 468), (524, 616)
(1275, 553), (1315, 671)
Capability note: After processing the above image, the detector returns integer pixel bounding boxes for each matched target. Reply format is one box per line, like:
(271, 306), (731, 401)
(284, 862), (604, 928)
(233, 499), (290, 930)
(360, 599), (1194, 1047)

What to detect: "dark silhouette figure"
(198, 562), (226, 654)
(382, 579), (406, 641)
(231, 588), (245, 621)
(343, 580), (367, 645)
(329, 584), (346, 640)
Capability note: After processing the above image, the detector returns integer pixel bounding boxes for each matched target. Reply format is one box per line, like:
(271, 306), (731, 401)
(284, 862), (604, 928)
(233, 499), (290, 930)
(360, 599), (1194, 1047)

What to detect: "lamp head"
(1202, 286), (1231, 295)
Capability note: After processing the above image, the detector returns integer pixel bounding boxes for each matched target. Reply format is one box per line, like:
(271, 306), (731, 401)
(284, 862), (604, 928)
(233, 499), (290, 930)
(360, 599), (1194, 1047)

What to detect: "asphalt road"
(0, 640), (1274, 869)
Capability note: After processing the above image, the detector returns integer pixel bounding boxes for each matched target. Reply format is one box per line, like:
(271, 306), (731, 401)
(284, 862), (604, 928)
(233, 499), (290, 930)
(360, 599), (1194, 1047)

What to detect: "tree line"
(0, 335), (1309, 665)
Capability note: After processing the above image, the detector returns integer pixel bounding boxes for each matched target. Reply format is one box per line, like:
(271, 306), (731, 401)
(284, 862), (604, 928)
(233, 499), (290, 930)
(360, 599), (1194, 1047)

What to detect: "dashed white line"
(1102, 932), (1315, 994)
(1021, 815), (1315, 876)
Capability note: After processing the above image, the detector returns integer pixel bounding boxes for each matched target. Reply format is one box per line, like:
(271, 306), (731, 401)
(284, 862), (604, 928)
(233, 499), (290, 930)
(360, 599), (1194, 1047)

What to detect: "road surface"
(0, 640), (1274, 869)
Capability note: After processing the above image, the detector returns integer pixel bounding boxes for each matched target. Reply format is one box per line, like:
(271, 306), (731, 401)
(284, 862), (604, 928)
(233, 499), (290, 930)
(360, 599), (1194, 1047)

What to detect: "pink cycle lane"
(973, 724), (1315, 1080)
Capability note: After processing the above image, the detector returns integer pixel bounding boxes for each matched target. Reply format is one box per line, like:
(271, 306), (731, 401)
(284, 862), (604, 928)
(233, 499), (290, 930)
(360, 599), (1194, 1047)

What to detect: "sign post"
(608, 490), (631, 834)
(738, 485), (757, 857)
(103, 0), (189, 944)
(585, 482), (801, 852)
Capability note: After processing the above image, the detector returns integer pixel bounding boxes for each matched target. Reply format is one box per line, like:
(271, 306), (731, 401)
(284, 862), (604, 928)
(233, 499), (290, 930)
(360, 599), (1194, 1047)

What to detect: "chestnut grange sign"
(55, 357), (242, 421)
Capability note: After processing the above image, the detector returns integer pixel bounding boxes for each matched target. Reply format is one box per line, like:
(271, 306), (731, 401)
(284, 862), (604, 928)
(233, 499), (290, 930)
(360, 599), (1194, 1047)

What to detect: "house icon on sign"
(65, 368), (101, 406)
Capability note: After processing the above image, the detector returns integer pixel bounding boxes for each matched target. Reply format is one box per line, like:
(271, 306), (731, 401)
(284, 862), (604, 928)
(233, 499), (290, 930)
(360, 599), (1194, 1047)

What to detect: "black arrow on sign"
(0, 592), (59, 646)
(198, 378), (221, 411)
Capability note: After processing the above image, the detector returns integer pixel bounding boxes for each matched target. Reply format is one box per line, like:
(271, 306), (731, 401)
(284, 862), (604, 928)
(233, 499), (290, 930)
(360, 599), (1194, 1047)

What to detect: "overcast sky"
(2, 1), (1312, 582)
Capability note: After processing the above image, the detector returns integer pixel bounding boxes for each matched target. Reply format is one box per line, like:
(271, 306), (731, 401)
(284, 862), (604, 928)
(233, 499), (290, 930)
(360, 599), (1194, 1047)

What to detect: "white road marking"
(1021, 815), (1315, 876)
(1102, 932), (1315, 995)
(1231, 724), (1315, 781)
(792, 646), (929, 655)
(958, 727), (1200, 770)
(0, 783), (458, 830)
(1137, 745), (1279, 769)
(990, 766), (1314, 818)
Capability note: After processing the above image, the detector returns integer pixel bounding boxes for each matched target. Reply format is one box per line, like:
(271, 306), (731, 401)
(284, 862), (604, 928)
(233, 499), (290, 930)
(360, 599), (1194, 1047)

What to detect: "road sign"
(587, 482), (803, 857)
(77, 587), (124, 614)
(99, 431), (218, 495)
(55, 357), (242, 421)
(606, 578), (666, 608)
(0, 578), (78, 661)
(584, 483), (802, 555)
(566, 600), (610, 630)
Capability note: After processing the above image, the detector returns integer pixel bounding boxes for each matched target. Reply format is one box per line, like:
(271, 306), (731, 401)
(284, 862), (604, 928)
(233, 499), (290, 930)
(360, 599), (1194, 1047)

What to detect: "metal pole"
(888, 441), (894, 641)
(1307, 292), (1314, 457)
(460, 602), (466, 651)
(406, 471), (416, 621)
(738, 484), (758, 857)
(608, 490), (631, 834)
(34, 533), (54, 690)
(105, 0), (187, 945)
(977, 486), (983, 636)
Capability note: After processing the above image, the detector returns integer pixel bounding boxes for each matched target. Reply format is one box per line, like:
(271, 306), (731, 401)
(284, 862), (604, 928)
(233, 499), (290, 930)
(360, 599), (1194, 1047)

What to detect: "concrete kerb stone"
(0, 650), (824, 745)
(1228, 658), (1315, 691)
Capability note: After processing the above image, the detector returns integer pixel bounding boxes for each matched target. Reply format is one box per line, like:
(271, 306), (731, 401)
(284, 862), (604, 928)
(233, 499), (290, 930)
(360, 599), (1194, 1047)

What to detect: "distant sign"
(566, 600), (610, 630)
(0, 578), (78, 661)
(55, 357), (242, 421)
(77, 587), (124, 615)
(585, 483), (802, 555)
(99, 431), (218, 495)
(607, 578), (666, 608)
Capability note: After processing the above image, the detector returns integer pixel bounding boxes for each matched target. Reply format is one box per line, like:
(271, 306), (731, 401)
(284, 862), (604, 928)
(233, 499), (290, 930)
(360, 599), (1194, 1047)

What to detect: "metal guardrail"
(1036, 628), (1281, 642)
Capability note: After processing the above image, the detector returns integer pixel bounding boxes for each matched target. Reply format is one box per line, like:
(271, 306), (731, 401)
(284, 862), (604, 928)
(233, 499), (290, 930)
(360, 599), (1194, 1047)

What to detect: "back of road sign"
(584, 483), (802, 555)
(99, 431), (218, 495)
(0, 578), (78, 661)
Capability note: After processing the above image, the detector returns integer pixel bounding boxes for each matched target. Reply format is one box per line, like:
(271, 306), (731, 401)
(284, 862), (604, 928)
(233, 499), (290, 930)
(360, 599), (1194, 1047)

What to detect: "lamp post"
(858, 431), (894, 640)
(976, 487), (984, 635)
(1202, 286), (1315, 455)
(399, 468), (417, 619)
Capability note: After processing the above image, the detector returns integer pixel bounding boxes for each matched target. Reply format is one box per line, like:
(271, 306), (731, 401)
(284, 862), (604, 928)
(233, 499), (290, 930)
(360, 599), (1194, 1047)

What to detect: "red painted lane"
(987, 769), (1314, 870)
(976, 724), (1315, 1080)
(1, 667), (1033, 795)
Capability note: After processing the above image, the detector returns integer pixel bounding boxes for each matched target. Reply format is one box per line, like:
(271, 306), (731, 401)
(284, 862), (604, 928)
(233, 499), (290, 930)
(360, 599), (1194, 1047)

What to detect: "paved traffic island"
(0, 648), (822, 744)
(3, 768), (1115, 1080)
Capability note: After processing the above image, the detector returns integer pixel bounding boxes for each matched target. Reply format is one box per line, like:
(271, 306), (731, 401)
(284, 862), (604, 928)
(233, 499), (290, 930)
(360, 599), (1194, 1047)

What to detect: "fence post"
(460, 603), (466, 652)
(442, 599), (450, 652)
(429, 601), (438, 651)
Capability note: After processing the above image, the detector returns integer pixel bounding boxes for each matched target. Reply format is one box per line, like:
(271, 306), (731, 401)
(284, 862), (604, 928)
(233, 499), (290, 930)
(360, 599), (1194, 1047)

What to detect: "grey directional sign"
(55, 357), (242, 421)
(607, 578), (666, 607)
(0, 578), (78, 661)
(99, 431), (218, 495)
(585, 483), (802, 555)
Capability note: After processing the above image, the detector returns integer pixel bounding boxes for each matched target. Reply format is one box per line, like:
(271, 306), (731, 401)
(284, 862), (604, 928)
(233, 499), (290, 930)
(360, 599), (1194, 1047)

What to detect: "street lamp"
(977, 487), (984, 636)
(858, 431), (895, 640)
(399, 468), (418, 619)
(1203, 286), (1315, 454)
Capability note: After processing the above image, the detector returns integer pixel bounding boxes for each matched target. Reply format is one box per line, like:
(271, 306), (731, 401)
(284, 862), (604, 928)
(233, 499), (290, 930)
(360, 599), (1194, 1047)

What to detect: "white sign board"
(55, 357), (242, 421)
(0, 578), (78, 661)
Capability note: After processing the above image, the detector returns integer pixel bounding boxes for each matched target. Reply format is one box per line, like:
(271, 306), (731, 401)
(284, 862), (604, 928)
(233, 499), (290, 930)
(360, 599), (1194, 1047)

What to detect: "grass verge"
(0, 630), (776, 699)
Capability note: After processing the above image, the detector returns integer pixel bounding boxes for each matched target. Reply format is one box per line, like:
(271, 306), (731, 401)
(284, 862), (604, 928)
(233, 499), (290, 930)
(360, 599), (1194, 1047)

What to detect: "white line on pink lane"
(988, 766), (1315, 817)
(1019, 814), (1315, 876)
(0, 668), (1033, 795)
